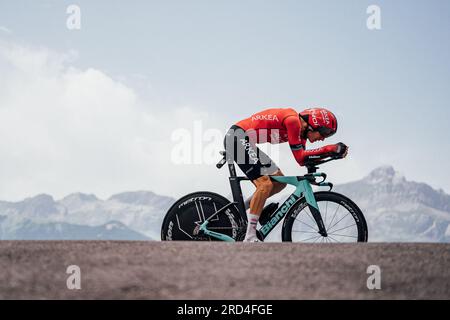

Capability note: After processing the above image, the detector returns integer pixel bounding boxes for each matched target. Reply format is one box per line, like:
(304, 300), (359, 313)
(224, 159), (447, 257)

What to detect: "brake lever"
(316, 181), (333, 191)
(315, 173), (327, 184)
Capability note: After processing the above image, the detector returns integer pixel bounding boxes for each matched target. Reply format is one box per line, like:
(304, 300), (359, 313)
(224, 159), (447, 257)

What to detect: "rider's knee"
(255, 176), (274, 196)
(256, 185), (272, 198)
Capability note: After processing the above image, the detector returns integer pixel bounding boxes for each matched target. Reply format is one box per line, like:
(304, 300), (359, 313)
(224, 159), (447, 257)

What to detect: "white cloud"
(0, 26), (12, 34)
(0, 40), (227, 201)
(2, 40), (438, 203)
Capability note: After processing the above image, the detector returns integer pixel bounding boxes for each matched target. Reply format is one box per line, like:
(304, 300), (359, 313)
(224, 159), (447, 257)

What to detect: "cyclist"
(224, 107), (348, 242)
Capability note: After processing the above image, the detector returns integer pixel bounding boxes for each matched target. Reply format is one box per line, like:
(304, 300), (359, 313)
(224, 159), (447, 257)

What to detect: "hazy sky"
(0, 0), (449, 201)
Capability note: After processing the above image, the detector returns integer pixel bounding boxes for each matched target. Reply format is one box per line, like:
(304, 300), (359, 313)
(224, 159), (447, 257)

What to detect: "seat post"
(221, 150), (237, 178)
(228, 162), (237, 178)
(221, 150), (246, 217)
(228, 164), (247, 217)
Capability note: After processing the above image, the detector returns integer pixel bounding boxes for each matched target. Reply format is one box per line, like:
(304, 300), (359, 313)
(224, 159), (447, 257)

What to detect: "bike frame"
(199, 160), (329, 242)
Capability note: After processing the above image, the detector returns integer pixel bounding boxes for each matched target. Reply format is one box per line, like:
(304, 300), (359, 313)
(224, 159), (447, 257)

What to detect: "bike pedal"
(193, 225), (203, 236)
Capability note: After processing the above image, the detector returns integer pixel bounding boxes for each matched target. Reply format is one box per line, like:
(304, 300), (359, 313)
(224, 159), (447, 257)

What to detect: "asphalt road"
(0, 241), (448, 299)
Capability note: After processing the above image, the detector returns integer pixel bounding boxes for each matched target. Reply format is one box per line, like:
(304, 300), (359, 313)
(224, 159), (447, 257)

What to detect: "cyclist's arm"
(284, 116), (338, 166)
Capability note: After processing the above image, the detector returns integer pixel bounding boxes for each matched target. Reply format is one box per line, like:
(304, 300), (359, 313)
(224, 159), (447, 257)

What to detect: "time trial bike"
(161, 151), (368, 242)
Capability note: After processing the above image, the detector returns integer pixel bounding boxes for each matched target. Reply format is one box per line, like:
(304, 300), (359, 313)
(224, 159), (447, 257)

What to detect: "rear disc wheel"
(161, 192), (243, 241)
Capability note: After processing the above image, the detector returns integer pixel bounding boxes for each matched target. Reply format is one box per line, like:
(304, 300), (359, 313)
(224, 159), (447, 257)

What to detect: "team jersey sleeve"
(284, 116), (338, 166)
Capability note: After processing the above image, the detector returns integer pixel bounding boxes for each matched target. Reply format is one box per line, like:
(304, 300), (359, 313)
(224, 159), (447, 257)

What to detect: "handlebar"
(304, 172), (333, 190)
(302, 156), (341, 190)
(306, 172), (327, 183)
(304, 156), (340, 173)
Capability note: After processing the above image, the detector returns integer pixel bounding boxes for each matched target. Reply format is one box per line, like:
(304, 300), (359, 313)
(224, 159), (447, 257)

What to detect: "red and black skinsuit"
(224, 108), (338, 180)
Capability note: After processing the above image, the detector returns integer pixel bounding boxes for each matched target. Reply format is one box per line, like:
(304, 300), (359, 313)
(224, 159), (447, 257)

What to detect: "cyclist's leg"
(224, 126), (277, 241)
(268, 169), (287, 196)
(233, 134), (280, 215)
(249, 147), (286, 201)
(243, 170), (286, 211)
(250, 175), (273, 215)
(245, 175), (278, 242)
(224, 128), (286, 211)
(224, 125), (259, 209)
(239, 140), (283, 241)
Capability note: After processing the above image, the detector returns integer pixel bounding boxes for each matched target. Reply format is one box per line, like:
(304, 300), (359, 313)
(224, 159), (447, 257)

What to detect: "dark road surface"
(0, 241), (448, 299)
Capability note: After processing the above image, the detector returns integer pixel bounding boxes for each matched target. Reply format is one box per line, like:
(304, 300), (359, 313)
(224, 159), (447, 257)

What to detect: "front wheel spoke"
(328, 233), (358, 238)
(292, 230), (319, 234)
(299, 234), (323, 242)
(328, 223), (356, 234)
(327, 212), (351, 233)
(327, 235), (341, 243)
(326, 204), (340, 231)
(295, 218), (319, 232)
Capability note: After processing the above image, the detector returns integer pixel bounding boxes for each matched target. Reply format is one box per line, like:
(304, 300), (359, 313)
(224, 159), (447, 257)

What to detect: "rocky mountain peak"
(365, 165), (406, 185)
(108, 191), (172, 207)
(62, 193), (98, 202)
(17, 193), (59, 216)
(24, 193), (55, 204)
(60, 193), (99, 210)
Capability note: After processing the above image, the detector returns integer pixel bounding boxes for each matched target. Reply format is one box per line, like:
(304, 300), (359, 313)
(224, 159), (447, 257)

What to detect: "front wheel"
(282, 191), (368, 243)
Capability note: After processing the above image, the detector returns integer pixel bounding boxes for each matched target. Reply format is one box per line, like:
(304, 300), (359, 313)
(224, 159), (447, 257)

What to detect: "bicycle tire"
(161, 191), (243, 241)
(282, 191), (368, 242)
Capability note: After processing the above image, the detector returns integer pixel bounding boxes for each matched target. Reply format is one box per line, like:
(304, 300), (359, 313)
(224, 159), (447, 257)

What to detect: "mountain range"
(334, 166), (450, 242)
(0, 191), (175, 240)
(0, 166), (449, 242)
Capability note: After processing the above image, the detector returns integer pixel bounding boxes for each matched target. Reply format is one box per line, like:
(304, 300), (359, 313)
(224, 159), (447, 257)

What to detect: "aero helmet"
(299, 108), (338, 138)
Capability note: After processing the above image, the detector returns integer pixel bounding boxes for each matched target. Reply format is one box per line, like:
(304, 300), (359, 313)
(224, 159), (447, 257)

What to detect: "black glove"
(334, 142), (348, 158)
